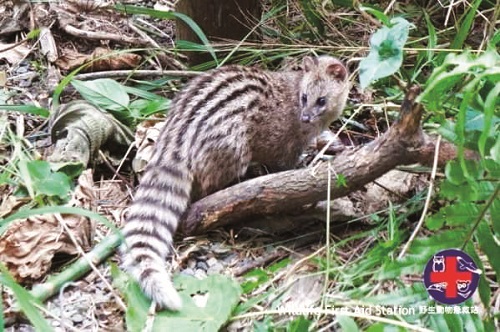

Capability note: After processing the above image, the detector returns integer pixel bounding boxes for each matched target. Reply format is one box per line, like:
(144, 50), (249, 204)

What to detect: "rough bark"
(180, 86), (457, 235)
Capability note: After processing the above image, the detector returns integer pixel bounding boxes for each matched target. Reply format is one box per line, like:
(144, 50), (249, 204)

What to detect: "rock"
(207, 262), (224, 275)
(196, 261), (208, 271)
(206, 257), (218, 267)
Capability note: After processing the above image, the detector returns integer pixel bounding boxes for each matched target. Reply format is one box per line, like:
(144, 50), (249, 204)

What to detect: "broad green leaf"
(71, 79), (130, 111)
(118, 270), (241, 332)
(445, 159), (483, 186)
(420, 49), (500, 110)
(26, 160), (50, 180)
(129, 98), (171, 118)
(287, 316), (312, 332)
(153, 275), (241, 331)
(359, 17), (411, 89)
(26, 160), (72, 199)
(35, 172), (71, 198)
(337, 315), (359, 331)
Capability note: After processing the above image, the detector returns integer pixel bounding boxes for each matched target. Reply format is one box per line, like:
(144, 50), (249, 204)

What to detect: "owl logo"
(432, 255), (445, 272)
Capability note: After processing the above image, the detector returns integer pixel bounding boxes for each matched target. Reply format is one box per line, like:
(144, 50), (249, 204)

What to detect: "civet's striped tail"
(120, 156), (192, 310)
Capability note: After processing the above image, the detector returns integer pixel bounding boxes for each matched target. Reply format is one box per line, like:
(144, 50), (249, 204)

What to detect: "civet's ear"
(302, 56), (317, 73)
(326, 62), (347, 81)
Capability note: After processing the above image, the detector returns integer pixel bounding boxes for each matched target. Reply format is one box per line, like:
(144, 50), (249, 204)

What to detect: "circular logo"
(423, 248), (481, 305)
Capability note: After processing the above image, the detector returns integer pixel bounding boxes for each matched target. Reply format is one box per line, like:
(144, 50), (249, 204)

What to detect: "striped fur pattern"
(120, 55), (349, 310)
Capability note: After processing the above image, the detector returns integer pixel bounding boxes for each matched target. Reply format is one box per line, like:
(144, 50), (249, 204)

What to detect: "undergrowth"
(0, 0), (499, 331)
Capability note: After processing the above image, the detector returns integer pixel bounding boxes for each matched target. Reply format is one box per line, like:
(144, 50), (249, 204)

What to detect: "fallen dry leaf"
(132, 120), (165, 173)
(56, 47), (141, 72)
(0, 42), (31, 64)
(0, 170), (96, 283)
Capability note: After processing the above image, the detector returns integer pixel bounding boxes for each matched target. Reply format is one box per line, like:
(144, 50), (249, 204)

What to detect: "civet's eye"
(301, 94), (308, 106)
(316, 97), (326, 107)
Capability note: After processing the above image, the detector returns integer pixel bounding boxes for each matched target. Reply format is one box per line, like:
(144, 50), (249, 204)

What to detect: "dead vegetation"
(0, 0), (498, 331)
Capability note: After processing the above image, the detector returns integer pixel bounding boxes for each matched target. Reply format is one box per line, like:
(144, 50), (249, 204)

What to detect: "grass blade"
(0, 265), (53, 331)
(114, 5), (217, 64)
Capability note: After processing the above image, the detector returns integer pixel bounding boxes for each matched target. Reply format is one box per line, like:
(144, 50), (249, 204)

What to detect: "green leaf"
(36, 172), (72, 198)
(491, 198), (500, 235)
(268, 257), (291, 273)
(423, 12), (437, 61)
(129, 98), (171, 118)
(445, 160), (466, 185)
(241, 268), (270, 294)
(445, 159), (483, 186)
(478, 84), (500, 156)
(0, 265), (53, 332)
(449, 0), (483, 50)
(71, 79), (130, 111)
(331, 0), (353, 8)
(337, 315), (359, 331)
(117, 270), (241, 332)
(153, 275), (241, 331)
(476, 222), (500, 282)
(298, 0), (324, 36)
(419, 49), (500, 110)
(443, 313), (464, 332)
(491, 134), (500, 164)
(287, 316), (312, 332)
(358, 5), (391, 26)
(366, 323), (405, 332)
(26, 159), (50, 180)
(0, 104), (50, 117)
(26, 160), (72, 199)
(359, 17), (411, 89)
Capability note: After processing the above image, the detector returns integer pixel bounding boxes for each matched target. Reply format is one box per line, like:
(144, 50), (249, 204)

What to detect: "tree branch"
(181, 85), (438, 235)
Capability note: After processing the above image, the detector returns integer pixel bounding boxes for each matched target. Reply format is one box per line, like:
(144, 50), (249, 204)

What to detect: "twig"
(232, 250), (287, 276)
(30, 233), (122, 305)
(384, 0), (398, 15)
(54, 214), (126, 310)
(73, 69), (199, 81)
(460, 182), (500, 250)
(398, 135), (441, 259)
(59, 21), (149, 46)
(0, 39), (29, 53)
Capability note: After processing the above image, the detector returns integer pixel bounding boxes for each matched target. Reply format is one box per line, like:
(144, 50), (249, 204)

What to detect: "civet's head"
(299, 56), (349, 127)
